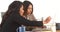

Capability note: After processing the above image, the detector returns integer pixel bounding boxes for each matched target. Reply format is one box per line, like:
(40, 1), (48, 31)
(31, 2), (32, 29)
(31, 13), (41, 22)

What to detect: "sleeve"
(14, 14), (43, 27)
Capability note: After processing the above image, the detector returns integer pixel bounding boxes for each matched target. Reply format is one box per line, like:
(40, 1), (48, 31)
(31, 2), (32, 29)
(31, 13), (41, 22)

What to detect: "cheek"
(20, 10), (24, 14)
(22, 10), (24, 13)
(20, 9), (24, 13)
(28, 10), (32, 13)
(27, 9), (30, 12)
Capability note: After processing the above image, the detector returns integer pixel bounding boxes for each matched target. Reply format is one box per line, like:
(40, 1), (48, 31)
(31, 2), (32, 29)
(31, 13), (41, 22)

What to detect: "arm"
(4, 13), (43, 27)
(14, 14), (43, 26)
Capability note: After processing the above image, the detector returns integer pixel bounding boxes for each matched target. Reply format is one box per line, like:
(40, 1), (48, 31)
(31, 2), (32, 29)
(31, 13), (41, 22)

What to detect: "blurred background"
(0, 0), (60, 32)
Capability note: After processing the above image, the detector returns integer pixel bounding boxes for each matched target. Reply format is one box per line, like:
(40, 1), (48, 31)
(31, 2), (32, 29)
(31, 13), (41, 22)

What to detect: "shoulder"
(6, 13), (16, 20)
(31, 14), (34, 16)
(30, 14), (35, 17)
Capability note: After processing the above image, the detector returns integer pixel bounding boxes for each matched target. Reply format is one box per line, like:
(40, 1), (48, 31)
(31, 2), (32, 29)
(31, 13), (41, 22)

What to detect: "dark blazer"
(1, 13), (43, 32)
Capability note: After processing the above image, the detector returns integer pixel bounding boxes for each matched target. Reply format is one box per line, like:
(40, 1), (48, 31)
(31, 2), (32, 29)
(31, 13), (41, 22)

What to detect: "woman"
(23, 1), (51, 24)
(23, 1), (36, 31)
(23, 1), (36, 21)
(1, 1), (43, 32)
(23, 1), (51, 31)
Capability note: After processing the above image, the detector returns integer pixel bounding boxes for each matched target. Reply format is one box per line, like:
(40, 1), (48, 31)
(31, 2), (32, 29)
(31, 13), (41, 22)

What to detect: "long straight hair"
(1, 1), (23, 28)
(23, 1), (33, 17)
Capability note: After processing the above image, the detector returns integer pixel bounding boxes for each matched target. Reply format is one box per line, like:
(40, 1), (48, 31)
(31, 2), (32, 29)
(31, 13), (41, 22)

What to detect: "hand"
(43, 16), (51, 24)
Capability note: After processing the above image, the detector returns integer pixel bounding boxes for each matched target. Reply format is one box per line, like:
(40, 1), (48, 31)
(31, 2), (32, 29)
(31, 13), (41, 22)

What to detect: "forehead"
(28, 4), (32, 8)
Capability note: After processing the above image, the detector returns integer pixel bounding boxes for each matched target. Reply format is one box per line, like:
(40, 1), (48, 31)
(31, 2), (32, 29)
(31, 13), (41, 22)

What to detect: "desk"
(26, 30), (52, 32)
(42, 31), (52, 32)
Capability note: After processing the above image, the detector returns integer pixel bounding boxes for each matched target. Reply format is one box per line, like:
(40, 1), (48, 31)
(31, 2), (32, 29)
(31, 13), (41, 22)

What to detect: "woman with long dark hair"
(1, 1), (43, 32)
(23, 1), (36, 31)
(23, 1), (51, 31)
(23, 1), (51, 24)
(23, 1), (36, 21)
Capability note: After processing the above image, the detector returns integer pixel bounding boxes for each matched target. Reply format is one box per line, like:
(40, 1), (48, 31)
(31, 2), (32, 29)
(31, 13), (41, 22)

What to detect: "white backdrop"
(0, 0), (60, 24)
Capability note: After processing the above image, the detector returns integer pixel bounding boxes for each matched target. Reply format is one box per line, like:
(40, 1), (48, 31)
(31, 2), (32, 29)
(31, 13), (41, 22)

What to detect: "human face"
(19, 5), (24, 16)
(27, 4), (32, 15)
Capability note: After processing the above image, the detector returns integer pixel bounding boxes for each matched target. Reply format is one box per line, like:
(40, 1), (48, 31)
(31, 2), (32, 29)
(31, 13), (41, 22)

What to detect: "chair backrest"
(0, 12), (5, 30)
(1, 12), (5, 17)
(56, 23), (60, 30)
